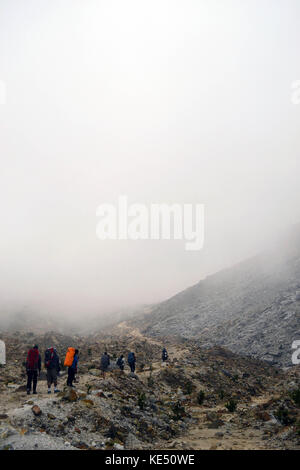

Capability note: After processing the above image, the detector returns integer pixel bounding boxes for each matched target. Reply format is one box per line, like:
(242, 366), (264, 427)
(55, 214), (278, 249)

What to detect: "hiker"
(116, 354), (125, 372)
(100, 351), (110, 378)
(162, 347), (168, 362)
(127, 352), (136, 373)
(26, 345), (41, 395)
(45, 347), (60, 394)
(67, 349), (79, 387)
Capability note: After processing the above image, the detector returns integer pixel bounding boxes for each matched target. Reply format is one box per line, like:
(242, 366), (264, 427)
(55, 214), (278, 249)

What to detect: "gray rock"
(125, 433), (144, 450)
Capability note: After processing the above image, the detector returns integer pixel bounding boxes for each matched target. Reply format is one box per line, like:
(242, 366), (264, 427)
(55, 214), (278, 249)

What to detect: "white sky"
(0, 0), (300, 319)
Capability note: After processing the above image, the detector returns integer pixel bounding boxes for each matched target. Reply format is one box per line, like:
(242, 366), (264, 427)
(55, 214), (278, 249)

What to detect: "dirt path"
(117, 322), (278, 450)
(117, 321), (189, 359)
(117, 322), (162, 347)
(0, 373), (68, 417)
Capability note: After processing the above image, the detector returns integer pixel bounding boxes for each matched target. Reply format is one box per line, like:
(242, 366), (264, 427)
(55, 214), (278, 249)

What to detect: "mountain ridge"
(130, 229), (300, 367)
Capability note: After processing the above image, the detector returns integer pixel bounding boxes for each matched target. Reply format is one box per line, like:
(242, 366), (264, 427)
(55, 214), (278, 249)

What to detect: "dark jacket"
(117, 356), (125, 368)
(70, 354), (79, 371)
(100, 353), (110, 370)
(162, 348), (168, 361)
(128, 352), (136, 364)
(45, 348), (60, 371)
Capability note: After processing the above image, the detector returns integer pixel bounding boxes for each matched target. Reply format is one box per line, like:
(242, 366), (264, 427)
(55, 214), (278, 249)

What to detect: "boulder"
(62, 388), (78, 402)
(31, 405), (42, 417)
(89, 369), (101, 377)
(125, 433), (144, 450)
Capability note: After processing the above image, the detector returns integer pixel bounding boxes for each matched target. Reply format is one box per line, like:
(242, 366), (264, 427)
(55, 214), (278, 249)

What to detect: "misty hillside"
(0, 305), (151, 336)
(0, 311), (79, 335)
(132, 228), (300, 367)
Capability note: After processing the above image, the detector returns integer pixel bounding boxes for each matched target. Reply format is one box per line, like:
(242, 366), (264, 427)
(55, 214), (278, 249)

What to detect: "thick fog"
(0, 1), (300, 324)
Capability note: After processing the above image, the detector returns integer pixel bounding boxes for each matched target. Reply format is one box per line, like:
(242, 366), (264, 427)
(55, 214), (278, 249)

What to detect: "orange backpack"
(64, 347), (76, 367)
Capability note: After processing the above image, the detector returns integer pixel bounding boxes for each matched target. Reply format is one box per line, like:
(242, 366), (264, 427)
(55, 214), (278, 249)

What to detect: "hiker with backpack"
(127, 351), (136, 373)
(100, 351), (110, 378)
(162, 347), (168, 362)
(64, 348), (79, 387)
(26, 345), (41, 395)
(116, 354), (125, 372)
(45, 347), (60, 394)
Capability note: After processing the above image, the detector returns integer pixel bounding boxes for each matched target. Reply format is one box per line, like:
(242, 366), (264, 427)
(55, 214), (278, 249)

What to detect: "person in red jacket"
(26, 345), (41, 395)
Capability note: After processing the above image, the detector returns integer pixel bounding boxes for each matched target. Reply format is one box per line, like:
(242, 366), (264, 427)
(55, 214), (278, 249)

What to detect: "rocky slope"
(132, 231), (300, 367)
(0, 328), (299, 450)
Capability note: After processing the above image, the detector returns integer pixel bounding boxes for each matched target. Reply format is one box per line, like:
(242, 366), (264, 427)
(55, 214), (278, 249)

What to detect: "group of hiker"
(25, 345), (79, 395)
(99, 351), (137, 378)
(25, 344), (169, 395)
(101, 349), (168, 375)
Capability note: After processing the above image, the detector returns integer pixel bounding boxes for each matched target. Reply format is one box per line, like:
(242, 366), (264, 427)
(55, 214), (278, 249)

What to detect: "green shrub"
(183, 380), (195, 395)
(138, 392), (146, 410)
(274, 406), (294, 425)
(171, 401), (186, 421)
(197, 390), (205, 405)
(218, 389), (225, 400)
(225, 399), (237, 412)
(290, 388), (300, 407)
(147, 376), (154, 388)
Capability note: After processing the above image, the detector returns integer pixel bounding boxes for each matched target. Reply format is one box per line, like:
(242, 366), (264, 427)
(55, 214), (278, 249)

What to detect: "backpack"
(45, 348), (55, 369)
(117, 356), (124, 367)
(128, 352), (135, 363)
(101, 354), (109, 368)
(27, 348), (39, 370)
(64, 347), (76, 367)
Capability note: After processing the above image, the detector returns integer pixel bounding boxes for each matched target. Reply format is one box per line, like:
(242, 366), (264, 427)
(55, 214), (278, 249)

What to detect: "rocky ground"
(0, 324), (299, 450)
